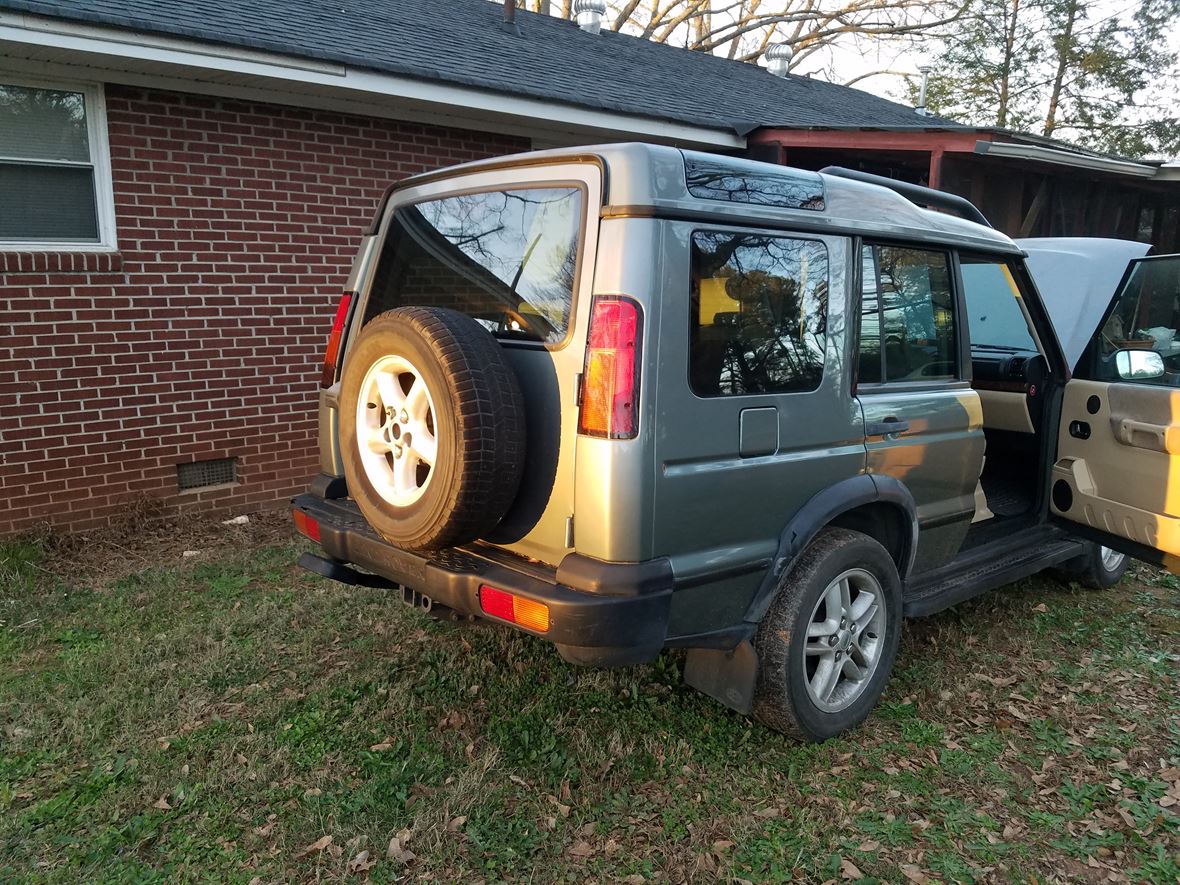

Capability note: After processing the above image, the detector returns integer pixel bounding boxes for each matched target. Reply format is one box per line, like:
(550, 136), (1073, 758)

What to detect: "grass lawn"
(0, 513), (1178, 883)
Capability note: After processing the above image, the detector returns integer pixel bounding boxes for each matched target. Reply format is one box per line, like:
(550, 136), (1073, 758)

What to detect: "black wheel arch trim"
(741, 474), (918, 625)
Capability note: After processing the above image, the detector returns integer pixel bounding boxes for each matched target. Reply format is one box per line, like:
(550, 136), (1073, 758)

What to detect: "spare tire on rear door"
(339, 306), (526, 552)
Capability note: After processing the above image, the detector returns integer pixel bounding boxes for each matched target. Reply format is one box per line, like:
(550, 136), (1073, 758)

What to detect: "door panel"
(861, 387), (985, 573)
(1052, 254), (1180, 569)
(1052, 379), (1180, 558)
(856, 242), (983, 574)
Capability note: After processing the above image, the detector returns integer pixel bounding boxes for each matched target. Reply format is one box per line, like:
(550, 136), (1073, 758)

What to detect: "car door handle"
(866, 418), (910, 438)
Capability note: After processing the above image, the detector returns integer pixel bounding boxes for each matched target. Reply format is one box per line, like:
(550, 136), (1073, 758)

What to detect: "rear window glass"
(684, 154), (825, 211)
(366, 186), (583, 344)
(690, 230), (829, 396)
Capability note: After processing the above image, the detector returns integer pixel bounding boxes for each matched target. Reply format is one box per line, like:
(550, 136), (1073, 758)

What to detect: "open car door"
(1051, 254), (1180, 571)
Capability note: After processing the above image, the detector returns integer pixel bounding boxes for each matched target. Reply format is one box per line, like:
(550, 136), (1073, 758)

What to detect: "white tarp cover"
(1017, 237), (1151, 370)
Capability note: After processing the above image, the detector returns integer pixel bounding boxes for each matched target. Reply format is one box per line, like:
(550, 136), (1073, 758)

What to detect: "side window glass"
(858, 245), (882, 384)
(876, 246), (957, 382)
(960, 257), (1038, 354)
(1082, 257), (1180, 385)
(690, 230), (829, 396)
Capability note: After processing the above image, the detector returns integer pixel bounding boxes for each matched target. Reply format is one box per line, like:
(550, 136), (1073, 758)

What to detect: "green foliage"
(912, 0), (1180, 156)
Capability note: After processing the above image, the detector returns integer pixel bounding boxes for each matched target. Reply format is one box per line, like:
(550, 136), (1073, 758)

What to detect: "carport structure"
(749, 128), (1180, 251)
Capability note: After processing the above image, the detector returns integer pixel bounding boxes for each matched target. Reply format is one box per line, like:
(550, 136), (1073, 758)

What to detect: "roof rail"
(819, 166), (992, 228)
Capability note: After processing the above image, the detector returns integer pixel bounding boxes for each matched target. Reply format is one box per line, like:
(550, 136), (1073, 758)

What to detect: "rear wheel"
(752, 528), (902, 741)
(339, 307), (526, 551)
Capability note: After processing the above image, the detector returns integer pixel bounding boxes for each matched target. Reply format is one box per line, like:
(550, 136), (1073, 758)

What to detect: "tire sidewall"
(339, 315), (460, 546)
(757, 529), (903, 740)
(1088, 542), (1128, 589)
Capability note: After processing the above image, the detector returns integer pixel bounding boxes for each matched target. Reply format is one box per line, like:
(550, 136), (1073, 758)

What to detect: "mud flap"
(684, 639), (758, 715)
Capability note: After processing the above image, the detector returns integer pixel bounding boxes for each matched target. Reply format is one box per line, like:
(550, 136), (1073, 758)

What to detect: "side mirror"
(1115, 348), (1165, 381)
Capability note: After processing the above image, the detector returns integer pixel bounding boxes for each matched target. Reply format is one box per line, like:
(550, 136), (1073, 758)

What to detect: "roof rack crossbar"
(819, 166), (992, 228)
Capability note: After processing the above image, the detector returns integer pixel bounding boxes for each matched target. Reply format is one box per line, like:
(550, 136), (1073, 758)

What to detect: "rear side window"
(859, 245), (957, 384)
(690, 230), (829, 396)
(366, 186), (583, 344)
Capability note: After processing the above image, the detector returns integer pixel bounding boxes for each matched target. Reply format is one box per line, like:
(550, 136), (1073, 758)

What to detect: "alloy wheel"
(801, 568), (888, 713)
(356, 355), (438, 507)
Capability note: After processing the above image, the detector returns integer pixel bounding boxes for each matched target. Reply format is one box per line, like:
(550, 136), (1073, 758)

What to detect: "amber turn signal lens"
(479, 584), (550, 633)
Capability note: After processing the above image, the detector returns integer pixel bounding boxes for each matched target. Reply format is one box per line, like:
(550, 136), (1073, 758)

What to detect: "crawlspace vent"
(177, 457), (237, 491)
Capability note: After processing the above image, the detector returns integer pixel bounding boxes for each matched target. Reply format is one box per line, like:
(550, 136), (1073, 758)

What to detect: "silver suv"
(293, 143), (1180, 740)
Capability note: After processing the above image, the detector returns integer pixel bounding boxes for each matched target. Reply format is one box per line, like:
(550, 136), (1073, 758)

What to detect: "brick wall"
(0, 85), (528, 535)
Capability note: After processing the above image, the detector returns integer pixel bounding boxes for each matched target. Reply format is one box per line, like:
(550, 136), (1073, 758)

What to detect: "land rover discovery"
(293, 143), (1180, 740)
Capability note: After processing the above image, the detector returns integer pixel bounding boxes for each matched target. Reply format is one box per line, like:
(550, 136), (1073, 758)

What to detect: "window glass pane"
(961, 257), (1038, 352)
(1083, 256), (1180, 385)
(366, 187), (583, 344)
(858, 245), (883, 384)
(0, 84), (90, 162)
(684, 154), (825, 211)
(690, 230), (829, 396)
(876, 246), (957, 382)
(0, 164), (98, 240)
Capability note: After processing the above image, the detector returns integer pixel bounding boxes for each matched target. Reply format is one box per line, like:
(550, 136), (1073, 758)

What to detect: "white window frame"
(0, 74), (118, 252)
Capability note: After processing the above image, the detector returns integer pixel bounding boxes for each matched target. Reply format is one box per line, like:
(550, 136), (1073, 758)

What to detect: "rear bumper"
(292, 488), (673, 665)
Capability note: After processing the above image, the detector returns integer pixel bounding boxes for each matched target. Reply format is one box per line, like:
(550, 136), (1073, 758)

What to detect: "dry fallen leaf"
(152, 796), (172, 811)
(447, 815), (467, 832)
(386, 830), (416, 864)
(753, 806), (782, 819)
(568, 840), (595, 858)
(900, 864), (930, 884)
(840, 857), (864, 880)
(348, 849), (375, 873)
(295, 834), (333, 859)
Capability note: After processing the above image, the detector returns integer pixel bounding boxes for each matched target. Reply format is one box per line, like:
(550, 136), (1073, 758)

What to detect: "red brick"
(0, 83), (526, 536)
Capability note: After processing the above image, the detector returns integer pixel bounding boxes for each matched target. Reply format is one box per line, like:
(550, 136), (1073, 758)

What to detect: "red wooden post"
(928, 147), (945, 190)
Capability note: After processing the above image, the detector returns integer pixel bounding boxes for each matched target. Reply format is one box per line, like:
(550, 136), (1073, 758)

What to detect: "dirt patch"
(28, 505), (296, 590)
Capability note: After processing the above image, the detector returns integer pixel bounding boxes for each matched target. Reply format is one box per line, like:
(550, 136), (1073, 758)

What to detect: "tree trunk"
(996, 0), (1020, 128)
(1044, 0), (1078, 137)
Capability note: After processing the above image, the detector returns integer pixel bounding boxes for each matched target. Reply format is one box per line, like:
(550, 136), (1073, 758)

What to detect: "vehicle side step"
(903, 537), (1084, 617)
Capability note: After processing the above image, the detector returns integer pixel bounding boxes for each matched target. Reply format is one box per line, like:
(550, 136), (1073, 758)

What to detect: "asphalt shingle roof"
(0, 0), (962, 133)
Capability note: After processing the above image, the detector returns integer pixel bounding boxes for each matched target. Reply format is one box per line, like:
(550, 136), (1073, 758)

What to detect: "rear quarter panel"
(648, 221), (866, 636)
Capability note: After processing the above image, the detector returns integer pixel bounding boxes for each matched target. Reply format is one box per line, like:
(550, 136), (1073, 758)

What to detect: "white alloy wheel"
(355, 354), (438, 507)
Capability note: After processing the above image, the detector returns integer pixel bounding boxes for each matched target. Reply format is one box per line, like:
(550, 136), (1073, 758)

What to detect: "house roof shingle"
(0, 0), (962, 133)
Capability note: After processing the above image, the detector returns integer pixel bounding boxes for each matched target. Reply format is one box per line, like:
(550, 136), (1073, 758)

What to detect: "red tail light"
(292, 509), (321, 542)
(578, 296), (642, 438)
(320, 293), (353, 388)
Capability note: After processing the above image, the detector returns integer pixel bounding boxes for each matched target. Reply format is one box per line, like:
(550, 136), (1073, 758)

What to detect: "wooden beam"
(749, 128), (990, 154)
(1020, 177), (1051, 237)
